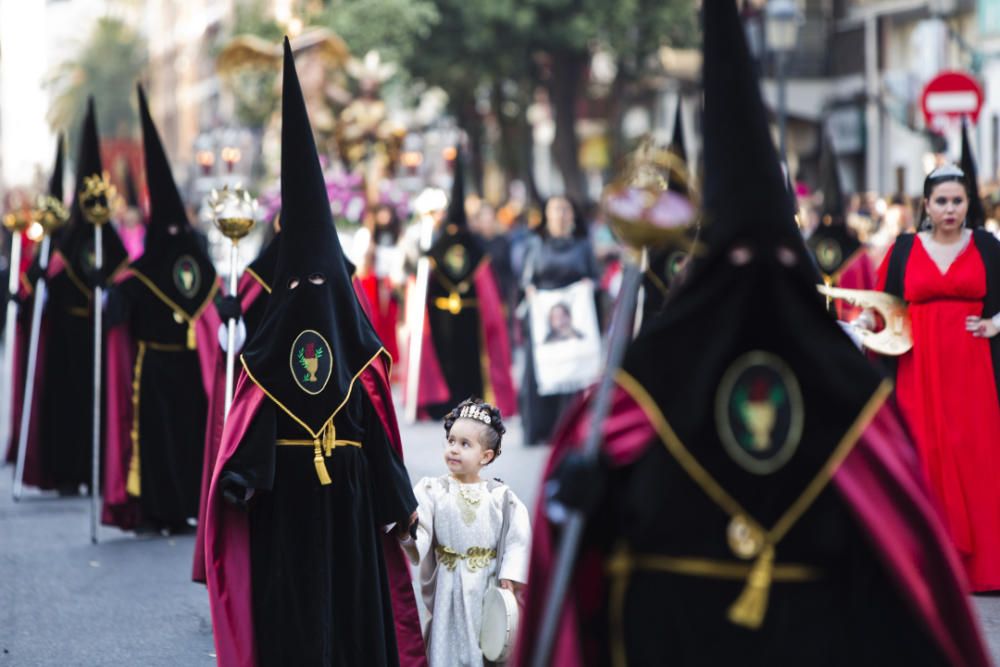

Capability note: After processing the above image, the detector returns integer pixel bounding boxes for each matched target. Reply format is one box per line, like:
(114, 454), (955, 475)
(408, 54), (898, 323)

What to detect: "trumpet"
(817, 285), (912, 357)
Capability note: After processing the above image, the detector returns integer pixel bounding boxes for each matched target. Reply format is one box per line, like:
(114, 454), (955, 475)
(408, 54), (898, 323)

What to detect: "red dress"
(357, 273), (400, 371)
(879, 236), (1000, 591)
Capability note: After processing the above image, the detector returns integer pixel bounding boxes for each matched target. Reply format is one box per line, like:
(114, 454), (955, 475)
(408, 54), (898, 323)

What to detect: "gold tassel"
(126, 438), (141, 497)
(323, 421), (336, 456)
(727, 544), (775, 629)
(186, 322), (197, 350)
(313, 440), (332, 485)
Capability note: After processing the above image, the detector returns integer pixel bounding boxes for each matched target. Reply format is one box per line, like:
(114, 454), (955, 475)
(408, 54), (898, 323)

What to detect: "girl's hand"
(966, 316), (1000, 339)
(395, 511), (418, 540)
(500, 579), (526, 606)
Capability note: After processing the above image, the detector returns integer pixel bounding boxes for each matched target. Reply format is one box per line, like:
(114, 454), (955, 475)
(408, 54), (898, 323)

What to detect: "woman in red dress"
(872, 164), (1000, 591)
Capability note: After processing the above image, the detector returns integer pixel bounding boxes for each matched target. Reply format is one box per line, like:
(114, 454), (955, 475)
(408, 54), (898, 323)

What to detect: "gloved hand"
(220, 471), (253, 510)
(216, 295), (242, 322)
(83, 265), (105, 290)
(545, 451), (607, 523)
(25, 262), (45, 287)
(218, 319), (247, 354)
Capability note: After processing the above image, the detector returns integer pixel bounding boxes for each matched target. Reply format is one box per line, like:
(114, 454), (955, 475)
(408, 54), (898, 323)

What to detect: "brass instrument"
(816, 285), (912, 356)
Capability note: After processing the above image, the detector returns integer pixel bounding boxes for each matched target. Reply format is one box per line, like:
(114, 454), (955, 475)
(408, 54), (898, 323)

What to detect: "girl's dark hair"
(923, 165), (969, 199)
(444, 397), (506, 461)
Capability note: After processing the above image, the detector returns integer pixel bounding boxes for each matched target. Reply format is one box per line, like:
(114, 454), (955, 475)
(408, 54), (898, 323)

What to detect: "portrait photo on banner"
(529, 279), (601, 395)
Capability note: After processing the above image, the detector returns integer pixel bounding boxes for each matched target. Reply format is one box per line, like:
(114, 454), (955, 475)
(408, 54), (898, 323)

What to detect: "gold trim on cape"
(126, 341), (147, 497)
(614, 370), (891, 631)
(244, 267), (272, 294)
(125, 267), (220, 350)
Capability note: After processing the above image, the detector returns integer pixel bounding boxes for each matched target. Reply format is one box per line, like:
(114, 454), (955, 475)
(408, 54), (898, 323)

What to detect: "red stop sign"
(921, 71), (984, 126)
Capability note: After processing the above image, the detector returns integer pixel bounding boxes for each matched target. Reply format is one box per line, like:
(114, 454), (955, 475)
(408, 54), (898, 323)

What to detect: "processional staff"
(79, 172), (118, 543)
(209, 185), (258, 418)
(2, 206), (30, 457)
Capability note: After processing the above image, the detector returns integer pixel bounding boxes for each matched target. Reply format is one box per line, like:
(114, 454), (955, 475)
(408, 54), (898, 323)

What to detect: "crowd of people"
(4, 1), (1000, 665)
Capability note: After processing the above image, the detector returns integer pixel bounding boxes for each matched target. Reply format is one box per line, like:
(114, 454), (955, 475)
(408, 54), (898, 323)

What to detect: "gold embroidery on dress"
(457, 484), (482, 525)
(435, 544), (497, 572)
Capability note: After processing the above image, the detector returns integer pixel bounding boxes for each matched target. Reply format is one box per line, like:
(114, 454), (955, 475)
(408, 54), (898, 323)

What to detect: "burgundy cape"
(103, 268), (223, 529)
(204, 357), (426, 667)
(192, 271), (266, 582)
(3, 277), (50, 489)
(403, 261), (516, 417)
(514, 383), (992, 667)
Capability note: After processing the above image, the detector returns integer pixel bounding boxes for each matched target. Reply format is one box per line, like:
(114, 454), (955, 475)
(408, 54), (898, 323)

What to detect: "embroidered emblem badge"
(80, 239), (96, 273)
(814, 238), (843, 273)
(443, 243), (468, 278)
(290, 329), (333, 395)
(715, 350), (804, 475)
(173, 255), (201, 298)
(665, 249), (688, 285)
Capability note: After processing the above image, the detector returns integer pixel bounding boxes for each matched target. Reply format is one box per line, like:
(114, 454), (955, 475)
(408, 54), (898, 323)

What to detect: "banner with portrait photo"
(529, 280), (602, 396)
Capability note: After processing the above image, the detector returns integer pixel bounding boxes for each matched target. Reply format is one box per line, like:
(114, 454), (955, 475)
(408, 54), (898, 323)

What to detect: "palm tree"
(46, 17), (147, 153)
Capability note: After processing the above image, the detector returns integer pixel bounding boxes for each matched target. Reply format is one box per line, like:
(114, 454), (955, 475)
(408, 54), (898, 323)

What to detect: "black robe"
(585, 442), (947, 666)
(424, 256), (487, 420)
(107, 276), (209, 527)
(38, 266), (96, 489)
(222, 385), (417, 666)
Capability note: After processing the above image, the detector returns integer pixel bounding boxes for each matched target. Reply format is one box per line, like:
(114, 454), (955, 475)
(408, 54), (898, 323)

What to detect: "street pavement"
(2, 403), (1000, 665)
(0, 406), (549, 666)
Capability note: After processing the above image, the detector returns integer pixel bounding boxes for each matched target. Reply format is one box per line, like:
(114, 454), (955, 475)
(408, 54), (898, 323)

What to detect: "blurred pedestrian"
(404, 151), (516, 421)
(519, 195), (598, 445)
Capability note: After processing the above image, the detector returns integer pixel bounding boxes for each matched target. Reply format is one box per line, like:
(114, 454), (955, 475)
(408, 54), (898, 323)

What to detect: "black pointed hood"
(619, 0), (886, 574)
(641, 102), (698, 326)
(57, 97), (128, 288)
(246, 230), (280, 292)
(807, 131), (861, 278)
(241, 38), (384, 437)
(132, 84), (217, 315)
(961, 119), (986, 229)
(426, 148), (486, 285)
(48, 134), (65, 202)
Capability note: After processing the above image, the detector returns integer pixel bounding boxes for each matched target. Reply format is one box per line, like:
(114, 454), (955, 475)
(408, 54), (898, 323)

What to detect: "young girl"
(401, 398), (531, 666)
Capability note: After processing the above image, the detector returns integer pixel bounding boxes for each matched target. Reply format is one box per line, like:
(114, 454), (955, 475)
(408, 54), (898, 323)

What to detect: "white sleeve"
(992, 312), (1000, 329)
(498, 492), (532, 584)
(401, 477), (435, 566)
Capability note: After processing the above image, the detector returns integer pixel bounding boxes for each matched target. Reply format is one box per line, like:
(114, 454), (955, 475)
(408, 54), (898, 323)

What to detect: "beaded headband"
(459, 404), (493, 426)
(928, 164), (965, 181)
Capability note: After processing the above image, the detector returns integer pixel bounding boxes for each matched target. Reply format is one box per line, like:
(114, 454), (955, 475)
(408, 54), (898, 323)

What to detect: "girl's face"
(925, 181), (968, 234)
(444, 418), (495, 478)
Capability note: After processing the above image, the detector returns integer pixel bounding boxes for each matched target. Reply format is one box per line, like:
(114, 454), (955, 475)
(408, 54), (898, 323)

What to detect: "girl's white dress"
(403, 475), (531, 667)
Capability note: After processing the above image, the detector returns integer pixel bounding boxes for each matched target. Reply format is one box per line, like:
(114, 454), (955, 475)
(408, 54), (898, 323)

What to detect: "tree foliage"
(46, 17), (147, 155)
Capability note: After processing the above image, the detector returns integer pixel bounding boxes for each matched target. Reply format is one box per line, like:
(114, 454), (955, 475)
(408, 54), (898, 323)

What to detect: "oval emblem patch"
(443, 243), (468, 278)
(290, 329), (333, 395)
(814, 238), (843, 273)
(665, 249), (688, 285)
(715, 351), (804, 475)
(79, 238), (96, 273)
(173, 255), (201, 298)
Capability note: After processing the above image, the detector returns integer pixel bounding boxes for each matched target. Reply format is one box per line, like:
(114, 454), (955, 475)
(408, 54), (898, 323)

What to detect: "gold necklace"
(456, 482), (482, 525)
